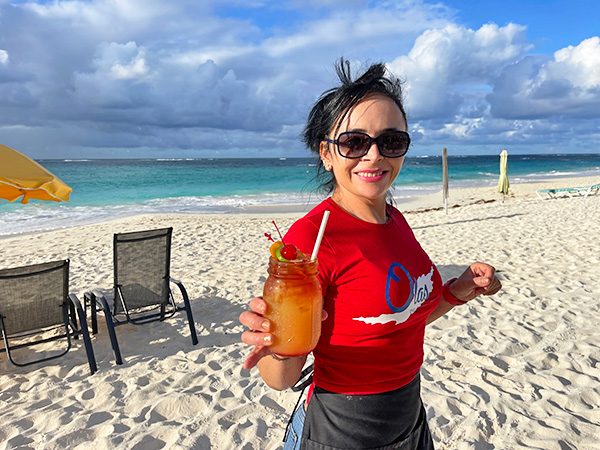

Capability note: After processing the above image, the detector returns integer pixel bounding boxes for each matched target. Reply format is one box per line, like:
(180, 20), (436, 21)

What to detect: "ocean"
(2, 154), (600, 237)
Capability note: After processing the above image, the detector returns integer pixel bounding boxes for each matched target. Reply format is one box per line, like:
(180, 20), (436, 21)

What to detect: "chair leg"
(183, 296), (198, 346)
(69, 301), (79, 340)
(84, 292), (99, 335)
(70, 294), (97, 375)
(0, 317), (12, 362)
(97, 295), (124, 365)
(91, 297), (98, 335)
(170, 279), (198, 345)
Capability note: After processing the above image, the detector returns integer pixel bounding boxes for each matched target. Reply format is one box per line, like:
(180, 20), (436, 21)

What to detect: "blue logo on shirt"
(355, 264), (435, 325)
(385, 263), (431, 313)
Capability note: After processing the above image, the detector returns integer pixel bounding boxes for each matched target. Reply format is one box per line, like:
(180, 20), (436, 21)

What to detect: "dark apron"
(300, 374), (434, 450)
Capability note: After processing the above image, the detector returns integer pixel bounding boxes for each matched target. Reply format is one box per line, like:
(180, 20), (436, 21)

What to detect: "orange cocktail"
(263, 257), (322, 356)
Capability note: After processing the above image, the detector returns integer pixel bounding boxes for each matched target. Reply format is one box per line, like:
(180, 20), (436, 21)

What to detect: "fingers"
(472, 274), (502, 296)
(482, 276), (502, 296)
(456, 262), (502, 300)
(249, 296), (267, 314)
(239, 296), (274, 370)
(241, 328), (273, 346)
(242, 346), (272, 370)
(239, 304), (273, 348)
(239, 310), (271, 332)
(239, 296), (271, 332)
(470, 261), (496, 279)
(473, 276), (491, 287)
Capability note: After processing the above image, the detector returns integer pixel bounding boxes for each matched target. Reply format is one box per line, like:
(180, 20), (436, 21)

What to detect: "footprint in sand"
(80, 388), (95, 400)
(87, 411), (114, 427)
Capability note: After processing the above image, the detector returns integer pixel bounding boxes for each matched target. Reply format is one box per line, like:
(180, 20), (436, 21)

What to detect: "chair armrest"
(169, 277), (190, 303)
(69, 294), (89, 332)
(69, 293), (98, 374)
(83, 290), (106, 307)
(91, 290), (107, 301)
(169, 277), (198, 345)
(83, 290), (110, 335)
(68, 293), (82, 332)
(69, 293), (84, 309)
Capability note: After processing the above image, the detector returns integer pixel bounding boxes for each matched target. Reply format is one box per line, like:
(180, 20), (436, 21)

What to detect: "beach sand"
(1, 176), (599, 449)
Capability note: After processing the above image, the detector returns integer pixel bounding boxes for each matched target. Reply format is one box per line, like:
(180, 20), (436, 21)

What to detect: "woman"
(239, 59), (501, 450)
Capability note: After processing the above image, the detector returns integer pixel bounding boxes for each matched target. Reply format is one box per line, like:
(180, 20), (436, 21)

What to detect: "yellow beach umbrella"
(498, 149), (509, 203)
(0, 143), (72, 204)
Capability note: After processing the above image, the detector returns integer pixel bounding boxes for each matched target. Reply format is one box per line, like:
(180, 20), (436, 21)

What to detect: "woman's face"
(321, 93), (407, 212)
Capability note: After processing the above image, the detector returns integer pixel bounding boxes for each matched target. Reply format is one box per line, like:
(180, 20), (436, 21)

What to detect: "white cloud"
(111, 56), (149, 80)
(262, 2), (451, 58)
(23, 0), (176, 30)
(388, 23), (533, 119)
(383, 23), (600, 153)
(1, 0), (599, 157)
(541, 36), (600, 89)
(488, 37), (600, 119)
(167, 47), (256, 67)
(88, 42), (150, 80)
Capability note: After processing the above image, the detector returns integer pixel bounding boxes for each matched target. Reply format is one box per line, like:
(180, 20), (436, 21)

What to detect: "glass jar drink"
(263, 257), (323, 356)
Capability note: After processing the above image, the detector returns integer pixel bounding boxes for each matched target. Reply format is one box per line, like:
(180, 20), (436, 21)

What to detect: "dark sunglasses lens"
(379, 133), (409, 157)
(338, 133), (370, 157)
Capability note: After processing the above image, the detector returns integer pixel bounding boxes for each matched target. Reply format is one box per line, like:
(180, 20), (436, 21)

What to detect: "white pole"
(442, 148), (449, 215)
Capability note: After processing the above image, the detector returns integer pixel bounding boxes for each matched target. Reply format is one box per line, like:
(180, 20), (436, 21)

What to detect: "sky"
(1, 0), (599, 159)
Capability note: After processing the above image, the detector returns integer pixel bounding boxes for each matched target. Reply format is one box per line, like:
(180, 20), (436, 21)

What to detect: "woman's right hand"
(239, 296), (274, 370)
(239, 296), (328, 371)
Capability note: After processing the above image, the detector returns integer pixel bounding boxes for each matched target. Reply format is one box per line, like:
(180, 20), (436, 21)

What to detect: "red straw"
(272, 221), (285, 243)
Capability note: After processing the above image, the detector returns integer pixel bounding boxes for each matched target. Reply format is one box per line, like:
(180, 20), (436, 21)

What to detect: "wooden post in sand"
(442, 148), (449, 214)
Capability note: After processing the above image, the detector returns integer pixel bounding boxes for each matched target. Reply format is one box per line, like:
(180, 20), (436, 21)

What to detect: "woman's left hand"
(450, 262), (502, 302)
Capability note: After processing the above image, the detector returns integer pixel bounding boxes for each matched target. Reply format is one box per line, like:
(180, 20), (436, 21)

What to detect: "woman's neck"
(331, 191), (389, 224)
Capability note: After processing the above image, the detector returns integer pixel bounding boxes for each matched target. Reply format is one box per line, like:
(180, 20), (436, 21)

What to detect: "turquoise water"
(41, 158), (322, 206)
(2, 154), (600, 236)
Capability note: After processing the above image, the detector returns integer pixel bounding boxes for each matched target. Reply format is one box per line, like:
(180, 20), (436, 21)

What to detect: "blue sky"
(443, 0), (598, 53)
(1, 0), (599, 159)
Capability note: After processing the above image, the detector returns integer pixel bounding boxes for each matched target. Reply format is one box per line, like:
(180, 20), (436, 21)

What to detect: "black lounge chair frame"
(85, 227), (198, 365)
(0, 260), (97, 375)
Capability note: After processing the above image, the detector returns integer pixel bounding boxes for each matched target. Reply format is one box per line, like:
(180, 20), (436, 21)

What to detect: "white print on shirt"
(354, 265), (435, 326)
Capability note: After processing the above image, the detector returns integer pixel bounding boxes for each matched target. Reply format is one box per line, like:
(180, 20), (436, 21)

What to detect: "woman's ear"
(320, 142), (333, 172)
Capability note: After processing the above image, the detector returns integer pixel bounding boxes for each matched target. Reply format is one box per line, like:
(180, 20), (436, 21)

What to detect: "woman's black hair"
(302, 58), (407, 195)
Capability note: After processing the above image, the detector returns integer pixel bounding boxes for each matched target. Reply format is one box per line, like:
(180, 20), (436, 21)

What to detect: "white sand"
(1, 177), (599, 449)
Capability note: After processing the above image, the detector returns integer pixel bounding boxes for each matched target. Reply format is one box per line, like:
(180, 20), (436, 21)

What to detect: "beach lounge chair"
(579, 183), (600, 198)
(85, 227), (198, 365)
(536, 182), (600, 199)
(0, 260), (97, 375)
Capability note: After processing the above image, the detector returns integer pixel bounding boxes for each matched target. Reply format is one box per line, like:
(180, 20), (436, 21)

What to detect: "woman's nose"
(363, 141), (383, 160)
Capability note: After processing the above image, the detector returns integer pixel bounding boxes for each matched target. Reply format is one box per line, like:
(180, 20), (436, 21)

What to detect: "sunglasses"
(325, 131), (410, 159)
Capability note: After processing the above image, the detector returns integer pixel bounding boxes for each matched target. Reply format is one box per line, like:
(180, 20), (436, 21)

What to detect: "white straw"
(311, 210), (330, 260)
